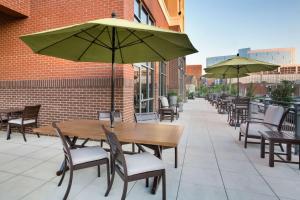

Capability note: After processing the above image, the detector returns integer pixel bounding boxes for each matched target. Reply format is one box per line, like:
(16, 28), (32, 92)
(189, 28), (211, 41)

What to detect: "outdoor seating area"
(0, 99), (300, 200)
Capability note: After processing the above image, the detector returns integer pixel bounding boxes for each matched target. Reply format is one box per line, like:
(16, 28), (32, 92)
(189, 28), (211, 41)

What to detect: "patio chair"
(239, 104), (285, 148)
(98, 111), (135, 152)
(102, 125), (166, 200)
(7, 105), (41, 142)
(0, 114), (8, 130)
(135, 112), (178, 168)
(159, 96), (179, 122)
(52, 123), (110, 200)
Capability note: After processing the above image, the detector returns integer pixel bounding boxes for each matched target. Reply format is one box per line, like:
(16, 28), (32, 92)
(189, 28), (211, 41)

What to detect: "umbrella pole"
(110, 26), (116, 128)
(237, 67), (240, 98)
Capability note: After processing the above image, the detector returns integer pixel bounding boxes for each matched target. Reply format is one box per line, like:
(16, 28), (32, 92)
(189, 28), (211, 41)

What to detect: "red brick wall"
(186, 65), (202, 79)
(0, 0), (171, 125)
(0, 0), (30, 17)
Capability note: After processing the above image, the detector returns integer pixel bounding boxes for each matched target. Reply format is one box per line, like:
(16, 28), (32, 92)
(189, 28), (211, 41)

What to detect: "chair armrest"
(248, 117), (263, 121)
(246, 120), (277, 127)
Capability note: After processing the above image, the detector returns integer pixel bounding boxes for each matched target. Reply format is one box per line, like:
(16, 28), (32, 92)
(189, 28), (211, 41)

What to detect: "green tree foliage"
(271, 80), (294, 103)
(246, 82), (255, 98)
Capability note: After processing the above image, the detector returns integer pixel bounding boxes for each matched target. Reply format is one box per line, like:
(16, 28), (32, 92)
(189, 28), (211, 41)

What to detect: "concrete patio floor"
(0, 98), (299, 200)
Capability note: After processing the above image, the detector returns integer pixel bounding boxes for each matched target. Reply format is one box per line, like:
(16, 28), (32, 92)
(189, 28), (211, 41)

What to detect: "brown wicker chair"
(7, 105), (41, 142)
(102, 125), (166, 200)
(53, 123), (110, 200)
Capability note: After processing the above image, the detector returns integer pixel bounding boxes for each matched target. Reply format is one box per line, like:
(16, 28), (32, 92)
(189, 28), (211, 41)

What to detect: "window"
(133, 0), (155, 113)
(134, 63), (154, 113)
(159, 62), (167, 96)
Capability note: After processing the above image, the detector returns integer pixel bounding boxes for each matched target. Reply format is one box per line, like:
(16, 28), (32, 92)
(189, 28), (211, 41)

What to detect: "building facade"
(0, 0), (186, 124)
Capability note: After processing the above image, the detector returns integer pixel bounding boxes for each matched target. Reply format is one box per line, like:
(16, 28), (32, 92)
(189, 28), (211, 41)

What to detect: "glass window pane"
(134, 66), (140, 112)
(149, 69), (154, 98)
(149, 18), (154, 26)
(141, 67), (147, 100)
(141, 8), (148, 24)
(134, 0), (140, 18)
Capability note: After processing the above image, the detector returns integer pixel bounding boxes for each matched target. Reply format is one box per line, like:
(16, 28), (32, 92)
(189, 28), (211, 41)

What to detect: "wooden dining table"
(33, 119), (184, 194)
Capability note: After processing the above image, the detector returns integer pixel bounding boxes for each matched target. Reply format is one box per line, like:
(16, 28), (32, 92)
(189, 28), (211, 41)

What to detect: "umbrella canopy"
(204, 55), (279, 97)
(20, 14), (198, 127)
(205, 55), (279, 74)
(20, 17), (197, 63)
(202, 73), (249, 79)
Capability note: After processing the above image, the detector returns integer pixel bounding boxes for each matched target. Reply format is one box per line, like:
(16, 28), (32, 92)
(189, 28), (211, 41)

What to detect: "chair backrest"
(279, 108), (296, 133)
(102, 125), (128, 176)
(263, 105), (285, 126)
(52, 122), (73, 166)
(98, 110), (122, 122)
(22, 105), (41, 120)
(160, 96), (169, 108)
(134, 112), (158, 123)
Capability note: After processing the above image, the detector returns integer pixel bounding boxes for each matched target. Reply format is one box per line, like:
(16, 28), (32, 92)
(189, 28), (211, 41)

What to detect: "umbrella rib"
(119, 34), (154, 49)
(77, 26), (107, 61)
(74, 35), (111, 50)
(119, 31), (135, 46)
(80, 29), (112, 49)
(36, 24), (99, 53)
(127, 29), (166, 61)
(106, 26), (112, 48)
(115, 29), (124, 63)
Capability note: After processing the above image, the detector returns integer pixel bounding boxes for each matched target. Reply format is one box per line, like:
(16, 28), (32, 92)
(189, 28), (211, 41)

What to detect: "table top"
(33, 119), (184, 147)
(0, 108), (24, 114)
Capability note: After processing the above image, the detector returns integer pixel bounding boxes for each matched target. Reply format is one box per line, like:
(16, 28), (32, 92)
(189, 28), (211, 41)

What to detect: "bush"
(271, 80), (294, 103)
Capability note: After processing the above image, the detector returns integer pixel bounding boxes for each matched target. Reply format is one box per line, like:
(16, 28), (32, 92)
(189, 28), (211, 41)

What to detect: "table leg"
(260, 137), (265, 158)
(269, 141), (274, 167)
(287, 143), (292, 161)
(151, 146), (162, 194)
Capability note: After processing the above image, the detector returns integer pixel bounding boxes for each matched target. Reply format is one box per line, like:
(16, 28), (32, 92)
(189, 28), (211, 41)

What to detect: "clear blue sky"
(185, 0), (300, 67)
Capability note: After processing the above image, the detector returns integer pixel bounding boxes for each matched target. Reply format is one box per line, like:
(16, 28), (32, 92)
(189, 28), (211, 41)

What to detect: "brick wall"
(0, 0), (30, 17)
(0, 0), (170, 125)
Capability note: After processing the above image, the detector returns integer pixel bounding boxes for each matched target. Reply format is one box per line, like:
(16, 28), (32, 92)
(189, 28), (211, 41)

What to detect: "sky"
(185, 0), (300, 68)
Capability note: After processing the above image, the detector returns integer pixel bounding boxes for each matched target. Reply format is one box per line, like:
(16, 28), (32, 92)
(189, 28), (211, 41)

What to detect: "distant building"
(206, 47), (296, 67)
(206, 47), (300, 85)
(185, 65), (202, 88)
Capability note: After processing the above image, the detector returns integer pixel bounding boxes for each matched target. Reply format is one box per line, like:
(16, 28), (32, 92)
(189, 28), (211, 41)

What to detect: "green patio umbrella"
(205, 54), (279, 97)
(202, 73), (249, 79)
(20, 13), (198, 127)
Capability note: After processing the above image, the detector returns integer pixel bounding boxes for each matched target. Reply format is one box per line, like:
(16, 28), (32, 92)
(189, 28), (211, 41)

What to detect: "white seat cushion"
(70, 146), (108, 165)
(240, 122), (276, 137)
(160, 97), (169, 108)
(8, 118), (36, 125)
(264, 105), (284, 125)
(120, 152), (165, 176)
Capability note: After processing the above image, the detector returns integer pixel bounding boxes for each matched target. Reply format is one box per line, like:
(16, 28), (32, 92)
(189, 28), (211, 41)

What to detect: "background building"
(0, 0), (186, 124)
(185, 64), (202, 87)
(206, 47), (300, 85)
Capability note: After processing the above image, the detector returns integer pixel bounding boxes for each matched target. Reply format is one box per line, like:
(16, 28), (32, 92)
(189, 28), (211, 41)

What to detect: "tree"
(271, 80), (294, 103)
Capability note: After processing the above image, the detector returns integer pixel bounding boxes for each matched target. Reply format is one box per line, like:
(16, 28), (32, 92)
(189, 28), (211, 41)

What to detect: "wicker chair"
(7, 105), (41, 142)
(159, 96), (179, 122)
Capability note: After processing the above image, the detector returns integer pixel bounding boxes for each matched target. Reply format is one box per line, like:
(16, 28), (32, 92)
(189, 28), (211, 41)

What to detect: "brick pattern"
(0, 0), (30, 17)
(0, 0), (176, 124)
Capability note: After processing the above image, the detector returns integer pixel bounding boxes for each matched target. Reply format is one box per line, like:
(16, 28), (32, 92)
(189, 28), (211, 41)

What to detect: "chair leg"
(21, 126), (27, 142)
(162, 171), (166, 200)
(244, 134), (248, 148)
(279, 143), (284, 152)
(58, 159), (67, 186)
(132, 143), (135, 153)
(63, 167), (73, 200)
(97, 165), (101, 177)
(121, 181), (128, 200)
(145, 178), (149, 187)
(238, 131), (242, 141)
(105, 167), (115, 197)
(35, 123), (40, 138)
(174, 147), (178, 168)
(6, 124), (11, 140)
(106, 161), (110, 189)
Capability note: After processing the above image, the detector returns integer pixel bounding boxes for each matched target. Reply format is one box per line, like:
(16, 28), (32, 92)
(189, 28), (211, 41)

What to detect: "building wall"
(186, 64), (202, 78)
(0, 0), (173, 125)
(0, 0), (30, 17)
